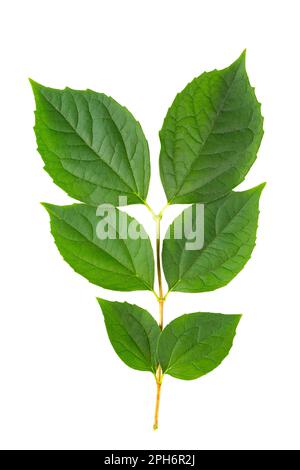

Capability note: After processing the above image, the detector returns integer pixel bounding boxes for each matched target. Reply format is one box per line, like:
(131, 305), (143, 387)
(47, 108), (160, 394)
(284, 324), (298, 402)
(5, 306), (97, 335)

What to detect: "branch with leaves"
(31, 51), (264, 429)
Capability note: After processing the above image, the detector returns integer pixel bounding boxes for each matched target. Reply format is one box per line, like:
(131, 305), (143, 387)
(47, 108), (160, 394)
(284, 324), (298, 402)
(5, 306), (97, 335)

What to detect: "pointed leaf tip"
(40, 201), (50, 211)
(31, 83), (151, 205)
(97, 297), (109, 311)
(239, 49), (246, 61)
(43, 204), (154, 291)
(159, 50), (263, 205)
(255, 182), (267, 194)
(231, 49), (247, 69)
(29, 78), (41, 91)
(162, 185), (265, 293)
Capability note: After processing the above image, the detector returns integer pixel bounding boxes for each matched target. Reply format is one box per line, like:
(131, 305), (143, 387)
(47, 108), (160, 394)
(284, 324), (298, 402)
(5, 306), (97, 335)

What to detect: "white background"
(0, 0), (299, 450)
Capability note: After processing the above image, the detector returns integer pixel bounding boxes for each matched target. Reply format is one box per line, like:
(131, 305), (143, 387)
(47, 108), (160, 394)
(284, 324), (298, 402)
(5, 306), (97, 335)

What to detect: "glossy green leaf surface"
(162, 184), (265, 293)
(98, 299), (160, 372)
(159, 52), (263, 204)
(158, 312), (241, 379)
(31, 81), (150, 206)
(31, 56), (265, 394)
(43, 203), (154, 291)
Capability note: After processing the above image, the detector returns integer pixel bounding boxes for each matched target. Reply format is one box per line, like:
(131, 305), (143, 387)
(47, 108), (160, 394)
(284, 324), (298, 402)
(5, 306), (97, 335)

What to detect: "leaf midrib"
(118, 313), (153, 367)
(39, 88), (138, 195)
(170, 190), (258, 291)
(168, 63), (243, 203)
(38, 128), (142, 198)
(102, 99), (140, 194)
(105, 307), (157, 371)
(163, 326), (221, 374)
(50, 207), (153, 291)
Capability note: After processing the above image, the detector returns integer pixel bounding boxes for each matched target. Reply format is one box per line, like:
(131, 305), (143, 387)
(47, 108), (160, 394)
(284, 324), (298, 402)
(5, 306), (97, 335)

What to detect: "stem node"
(153, 214), (164, 429)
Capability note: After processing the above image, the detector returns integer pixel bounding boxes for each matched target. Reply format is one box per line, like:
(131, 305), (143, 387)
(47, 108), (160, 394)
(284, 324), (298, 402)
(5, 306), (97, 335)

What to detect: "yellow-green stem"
(153, 366), (163, 430)
(143, 200), (167, 430)
(153, 214), (164, 430)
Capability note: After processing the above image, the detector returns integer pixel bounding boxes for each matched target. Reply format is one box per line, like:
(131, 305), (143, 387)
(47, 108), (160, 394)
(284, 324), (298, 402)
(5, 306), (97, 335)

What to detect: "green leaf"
(162, 184), (265, 293)
(158, 312), (241, 380)
(31, 80), (150, 206)
(159, 51), (263, 204)
(43, 203), (154, 291)
(98, 299), (161, 372)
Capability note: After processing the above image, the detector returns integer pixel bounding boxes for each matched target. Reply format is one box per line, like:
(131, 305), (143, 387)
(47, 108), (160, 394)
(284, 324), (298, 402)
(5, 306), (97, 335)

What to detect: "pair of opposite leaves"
(31, 51), (264, 380)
